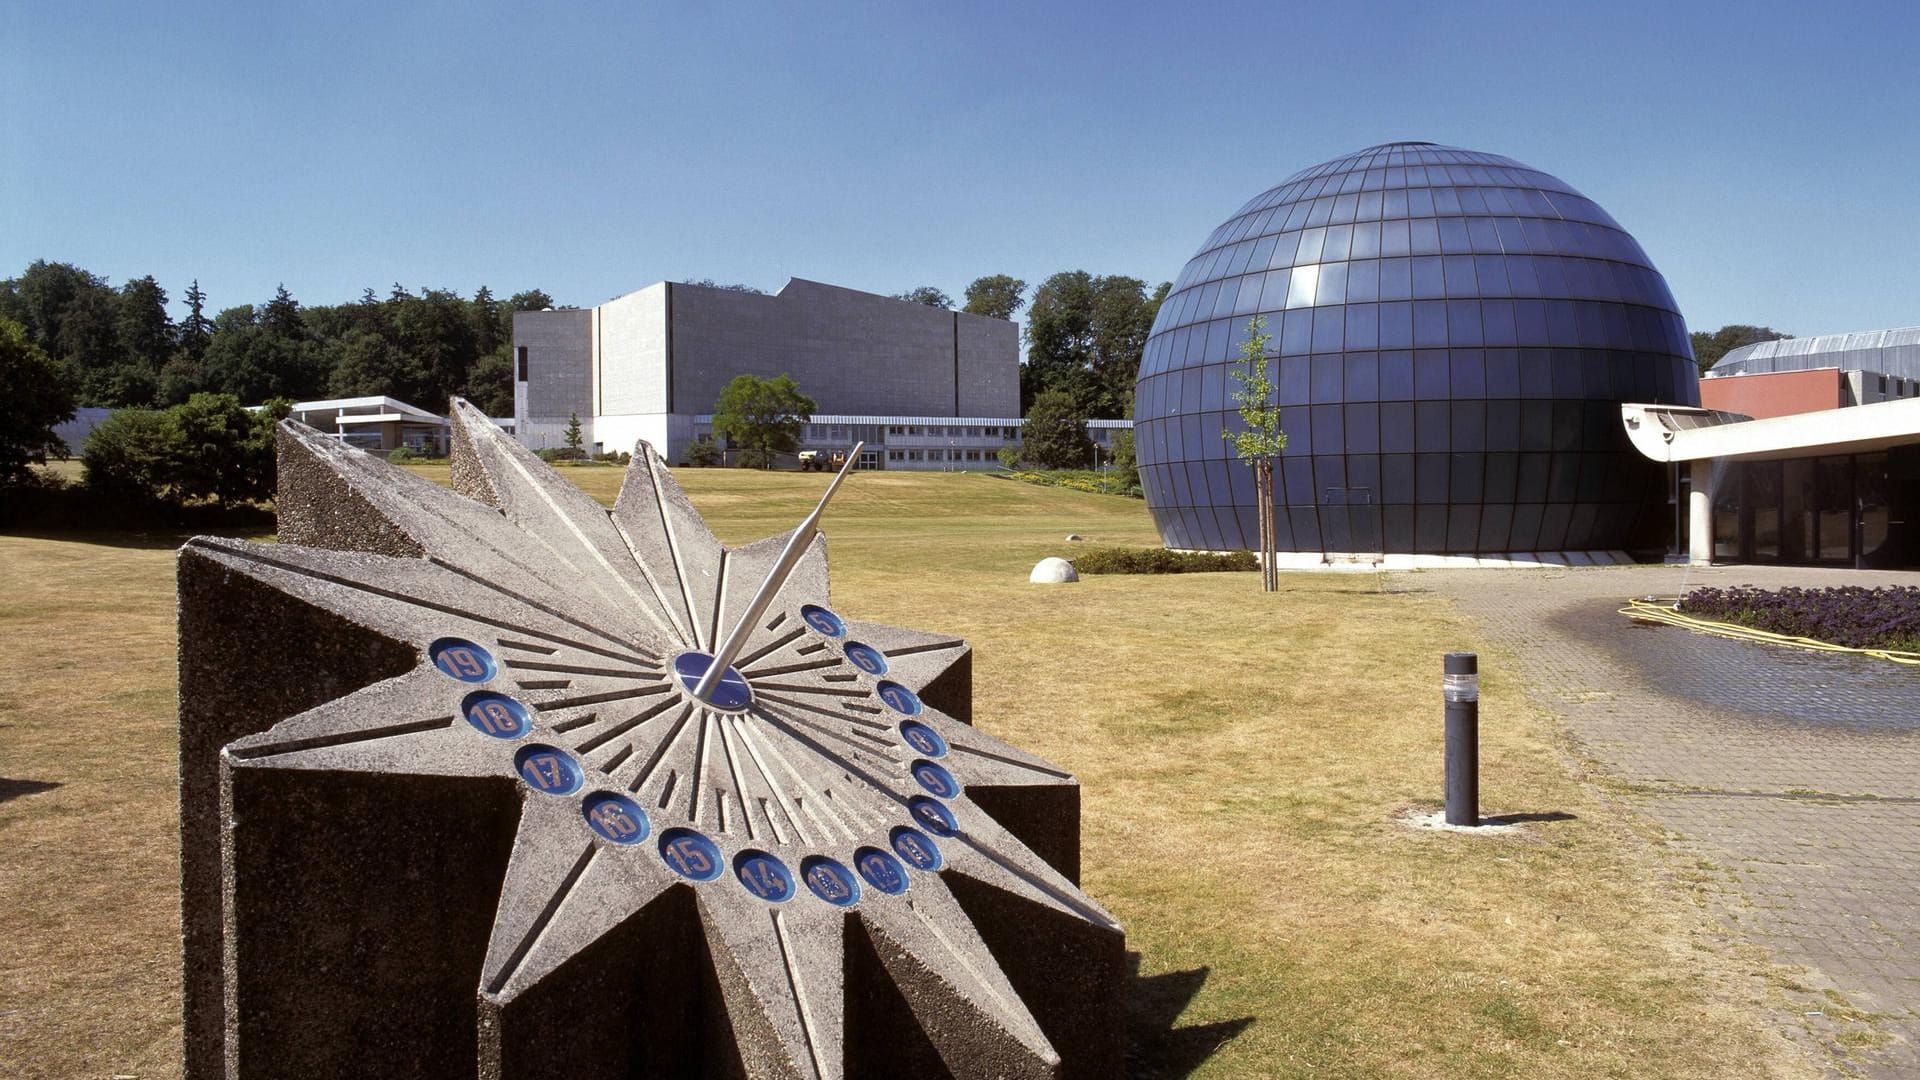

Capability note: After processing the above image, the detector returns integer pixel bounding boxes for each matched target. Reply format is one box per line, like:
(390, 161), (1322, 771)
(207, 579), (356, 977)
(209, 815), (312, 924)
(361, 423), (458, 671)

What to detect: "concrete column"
(1689, 459), (1713, 565)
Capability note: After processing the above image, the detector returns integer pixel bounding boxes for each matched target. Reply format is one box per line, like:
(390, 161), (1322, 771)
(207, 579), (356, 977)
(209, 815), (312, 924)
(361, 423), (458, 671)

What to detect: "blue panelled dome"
(1134, 142), (1698, 555)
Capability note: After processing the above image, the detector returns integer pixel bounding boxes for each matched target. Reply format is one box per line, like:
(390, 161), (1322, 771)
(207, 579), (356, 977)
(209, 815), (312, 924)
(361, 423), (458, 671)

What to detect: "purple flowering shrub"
(1679, 585), (1920, 652)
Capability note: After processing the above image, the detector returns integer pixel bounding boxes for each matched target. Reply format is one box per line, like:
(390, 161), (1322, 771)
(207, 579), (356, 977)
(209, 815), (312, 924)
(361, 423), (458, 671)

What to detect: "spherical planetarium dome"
(1133, 141), (1699, 556)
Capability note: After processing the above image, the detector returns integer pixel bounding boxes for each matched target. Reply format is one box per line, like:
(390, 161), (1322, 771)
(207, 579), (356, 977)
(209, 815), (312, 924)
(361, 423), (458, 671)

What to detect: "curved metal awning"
(1622, 398), (1920, 463)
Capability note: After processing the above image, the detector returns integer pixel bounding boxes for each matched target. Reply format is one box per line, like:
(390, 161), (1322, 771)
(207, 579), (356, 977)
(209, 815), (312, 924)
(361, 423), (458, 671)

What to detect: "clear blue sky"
(6, 1), (1917, 339)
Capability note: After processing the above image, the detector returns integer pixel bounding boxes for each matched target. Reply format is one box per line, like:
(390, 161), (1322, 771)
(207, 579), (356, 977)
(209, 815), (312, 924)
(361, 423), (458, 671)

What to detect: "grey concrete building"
(513, 278), (1022, 464)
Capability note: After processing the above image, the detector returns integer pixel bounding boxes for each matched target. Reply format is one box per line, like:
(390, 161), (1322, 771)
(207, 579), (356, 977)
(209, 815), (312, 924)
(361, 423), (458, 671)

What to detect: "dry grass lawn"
(0, 464), (1812, 1079)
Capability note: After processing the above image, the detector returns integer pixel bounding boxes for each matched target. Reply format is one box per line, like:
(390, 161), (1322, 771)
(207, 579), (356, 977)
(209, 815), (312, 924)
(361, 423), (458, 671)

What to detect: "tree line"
(0, 259), (556, 417)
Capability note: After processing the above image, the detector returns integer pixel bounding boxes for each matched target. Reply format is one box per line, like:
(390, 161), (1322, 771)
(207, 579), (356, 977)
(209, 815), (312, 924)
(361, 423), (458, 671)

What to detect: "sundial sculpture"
(177, 400), (1124, 1079)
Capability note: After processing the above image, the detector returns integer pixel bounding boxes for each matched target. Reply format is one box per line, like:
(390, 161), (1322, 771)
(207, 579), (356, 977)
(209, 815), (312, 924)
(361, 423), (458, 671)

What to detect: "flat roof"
(290, 396), (446, 422)
(1622, 398), (1920, 463)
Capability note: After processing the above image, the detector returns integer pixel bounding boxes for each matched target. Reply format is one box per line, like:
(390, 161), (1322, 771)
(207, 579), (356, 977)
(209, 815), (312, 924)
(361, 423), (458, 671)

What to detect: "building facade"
(512, 279), (1021, 464)
(288, 396), (452, 454)
(1704, 327), (1920, 416)
(688, 415), (1131, 471)
(1634, 327), (1920, 568)
(1133, 141), (1698, 560)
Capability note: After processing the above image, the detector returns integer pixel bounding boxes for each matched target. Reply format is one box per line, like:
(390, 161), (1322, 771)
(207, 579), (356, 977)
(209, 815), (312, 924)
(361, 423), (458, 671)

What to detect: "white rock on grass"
(1029, 557), (1079, 584)
(1064, 533), (1084, 541)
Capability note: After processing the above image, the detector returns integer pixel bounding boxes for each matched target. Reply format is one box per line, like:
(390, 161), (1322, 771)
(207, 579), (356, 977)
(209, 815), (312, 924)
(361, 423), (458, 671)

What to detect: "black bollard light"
(1443, 652), (1479, 826)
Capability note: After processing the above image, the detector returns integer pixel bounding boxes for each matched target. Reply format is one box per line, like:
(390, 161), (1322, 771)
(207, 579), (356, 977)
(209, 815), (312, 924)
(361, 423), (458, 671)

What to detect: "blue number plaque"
(658, 828), (724, 881)
(899, 720), (947, 758)
(890, 826), (942, 872)
(910, 760), (960, 799)
(582, 792), (650, 845)
(843, 641), (888, 676)
(799, 604), (846, 638)
(800, 856), (861, 907)
(462, 692), (531, 740)
(875, 681), (921, 716)
(514, 744), (583, 796)
(908, 796), (958, 837)
(854, 846), (909, 895)
(430, 638), (496, 683)
(734, 850), (795, 903)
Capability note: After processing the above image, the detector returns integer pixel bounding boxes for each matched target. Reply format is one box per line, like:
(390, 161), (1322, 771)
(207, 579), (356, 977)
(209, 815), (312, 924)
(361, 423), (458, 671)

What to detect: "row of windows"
(1144, 299), (1692, 369)
(1138, 399), (1636, 459)
(1141, 350), (1694, 411)
(1179, 218), (1655, 300)
(1201, 185), (1620, 262)
(1152, 499), (1644, 556)
(1865, 374), (1920, 400)
(886, 449), (989, 462)
(876, 424), (1021, 438)
(1160, 254), (1678, 338)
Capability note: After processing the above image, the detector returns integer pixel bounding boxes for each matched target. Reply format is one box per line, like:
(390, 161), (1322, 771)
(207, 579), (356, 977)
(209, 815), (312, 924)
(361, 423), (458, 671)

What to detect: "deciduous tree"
(963, 275), (1026, 321)
(462, 347), (515, 416)
(711, 374), (817, 469)
(170, 392), (260, 506)
(82, 408), (179, 502)
(1019, 388), (1090, 469)
(1022, 271), (1169, 416)
(893, 286), (952, 308)
(683, 280), (765, 295)
(0, 317), (76, 484)
(1691, 324), (1792, 374)
(1223, 315), (1286, 591)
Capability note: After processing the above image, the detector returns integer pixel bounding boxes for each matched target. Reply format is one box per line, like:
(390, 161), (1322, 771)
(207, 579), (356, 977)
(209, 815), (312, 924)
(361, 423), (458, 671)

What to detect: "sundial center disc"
(672, 651), (752, 712)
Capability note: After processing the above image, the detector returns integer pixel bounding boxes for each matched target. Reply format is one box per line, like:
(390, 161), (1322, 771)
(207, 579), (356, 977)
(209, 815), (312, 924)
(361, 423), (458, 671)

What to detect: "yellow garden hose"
(1619, 597), (1920, 667)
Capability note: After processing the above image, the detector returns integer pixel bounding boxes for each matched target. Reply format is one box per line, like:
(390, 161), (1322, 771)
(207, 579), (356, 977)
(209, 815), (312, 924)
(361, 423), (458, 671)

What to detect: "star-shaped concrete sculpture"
(177, 401), (1124, 1079)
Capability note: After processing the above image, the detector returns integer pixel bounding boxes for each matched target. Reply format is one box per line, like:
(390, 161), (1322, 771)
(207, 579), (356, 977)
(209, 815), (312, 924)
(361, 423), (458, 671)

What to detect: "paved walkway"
(1423, 563), (1920, 1077)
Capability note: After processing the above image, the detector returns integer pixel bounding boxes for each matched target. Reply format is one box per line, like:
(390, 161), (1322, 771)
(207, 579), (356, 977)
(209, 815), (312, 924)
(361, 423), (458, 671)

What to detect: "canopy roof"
(1622, 398), (1920, 463)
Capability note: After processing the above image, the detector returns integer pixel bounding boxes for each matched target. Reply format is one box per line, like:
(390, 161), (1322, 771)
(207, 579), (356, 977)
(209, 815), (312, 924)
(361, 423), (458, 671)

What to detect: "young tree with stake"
(1223, 315), (1286, 591)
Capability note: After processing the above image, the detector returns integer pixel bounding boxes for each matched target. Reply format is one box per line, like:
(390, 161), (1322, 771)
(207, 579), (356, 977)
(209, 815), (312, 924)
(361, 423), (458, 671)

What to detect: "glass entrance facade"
(1709, 447), (1919, 567)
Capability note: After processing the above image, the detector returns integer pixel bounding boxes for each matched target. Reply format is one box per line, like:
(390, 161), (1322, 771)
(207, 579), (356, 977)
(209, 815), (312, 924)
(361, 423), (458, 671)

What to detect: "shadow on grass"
(1126, 952), (1254, 1079)
(1481, 811), (1578, 826)
(1, 484), (275, 547)
(0, 778), (62, 805)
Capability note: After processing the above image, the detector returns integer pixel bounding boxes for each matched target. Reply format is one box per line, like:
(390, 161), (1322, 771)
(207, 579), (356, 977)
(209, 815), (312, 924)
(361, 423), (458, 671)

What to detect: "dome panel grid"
(1136, 142), (1698, 556)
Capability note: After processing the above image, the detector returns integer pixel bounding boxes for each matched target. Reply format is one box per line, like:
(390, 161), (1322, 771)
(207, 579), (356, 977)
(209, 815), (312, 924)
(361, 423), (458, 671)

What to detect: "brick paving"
(1422, 563), (1920, 1077)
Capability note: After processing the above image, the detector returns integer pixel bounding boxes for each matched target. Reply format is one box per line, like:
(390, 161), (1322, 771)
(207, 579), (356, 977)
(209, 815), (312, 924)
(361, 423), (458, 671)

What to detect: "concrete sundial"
(177, 400), (1124, 1079)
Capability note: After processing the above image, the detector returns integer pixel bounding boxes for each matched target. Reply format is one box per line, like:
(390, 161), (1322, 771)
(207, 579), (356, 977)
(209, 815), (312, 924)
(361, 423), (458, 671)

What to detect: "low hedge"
(994, 469), (1142, 498)
(1070, 546), (1257, 575)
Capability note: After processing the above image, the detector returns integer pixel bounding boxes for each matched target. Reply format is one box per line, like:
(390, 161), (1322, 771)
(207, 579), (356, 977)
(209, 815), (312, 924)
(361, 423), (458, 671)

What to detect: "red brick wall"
(1699, 369), (1844, 419)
